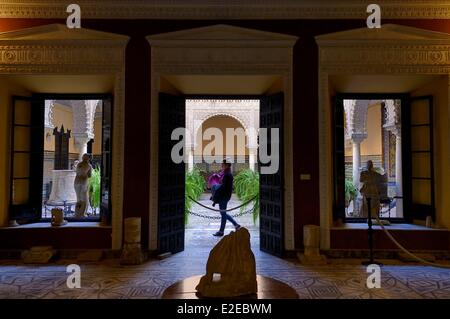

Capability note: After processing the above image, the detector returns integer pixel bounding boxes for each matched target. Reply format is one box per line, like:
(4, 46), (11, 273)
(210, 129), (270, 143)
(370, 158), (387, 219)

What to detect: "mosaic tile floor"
(1, 195), (450, 299)
(2, 252), (450, 299)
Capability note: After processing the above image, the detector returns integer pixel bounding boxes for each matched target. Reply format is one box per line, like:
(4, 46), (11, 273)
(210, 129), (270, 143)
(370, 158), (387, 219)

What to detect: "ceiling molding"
(0, 0), (449, 19)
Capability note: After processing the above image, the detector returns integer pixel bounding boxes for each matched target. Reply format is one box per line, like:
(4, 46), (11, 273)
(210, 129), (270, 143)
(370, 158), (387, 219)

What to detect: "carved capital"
(350, 133), (367, 144)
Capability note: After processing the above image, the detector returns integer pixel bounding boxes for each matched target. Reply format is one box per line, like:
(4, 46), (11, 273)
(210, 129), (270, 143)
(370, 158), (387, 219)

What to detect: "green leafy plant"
(234, 169), (259, 224)
(185, 168), (206, 224)
(345, 178), (358, 207)
(89, 167), (101, 213)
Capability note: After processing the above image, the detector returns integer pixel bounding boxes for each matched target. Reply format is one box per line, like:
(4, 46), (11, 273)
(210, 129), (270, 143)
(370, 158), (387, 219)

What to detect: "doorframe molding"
(316, 24), (450, 249)
(0, 24), (128, 250)
(147, 25), (297, 252)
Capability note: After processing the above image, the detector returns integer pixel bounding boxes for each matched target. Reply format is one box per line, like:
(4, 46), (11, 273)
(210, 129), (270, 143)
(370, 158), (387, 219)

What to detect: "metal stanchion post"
(362, 197), (382, 266)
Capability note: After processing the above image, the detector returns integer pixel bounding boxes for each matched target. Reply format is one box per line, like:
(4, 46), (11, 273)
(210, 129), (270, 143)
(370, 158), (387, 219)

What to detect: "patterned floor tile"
(1, 205), (450, 299)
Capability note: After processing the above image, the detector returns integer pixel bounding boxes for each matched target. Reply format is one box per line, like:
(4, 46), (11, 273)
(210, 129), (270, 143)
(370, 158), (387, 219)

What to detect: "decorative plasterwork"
(0, 24), (129, 250)
(71, 100), (99, 158)
(0, 24), (128, 75)
(1, 1), (450, 19)
(44, 100), (55, 129)
(384, 100), (402, 136)
(71, 100), (98, 139)
(148, 25), (297, 251)
(316, 24), (450, 249)
(344, 99), (382, 141)
(186, 99), (259, 150)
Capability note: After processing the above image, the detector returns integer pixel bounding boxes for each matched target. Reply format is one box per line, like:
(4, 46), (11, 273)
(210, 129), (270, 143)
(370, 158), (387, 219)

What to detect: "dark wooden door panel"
(10, 96), (44, 223)
(405, 96), (435, 221)
(158, 93), (185, 254)
(100, 97), (113, 225)
(259, 92), (284, 256)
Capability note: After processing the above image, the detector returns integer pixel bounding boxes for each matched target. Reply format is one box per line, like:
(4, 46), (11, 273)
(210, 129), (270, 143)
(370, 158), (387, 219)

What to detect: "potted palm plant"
(185, 168), (206, 224)
(234, 169), (259, 224)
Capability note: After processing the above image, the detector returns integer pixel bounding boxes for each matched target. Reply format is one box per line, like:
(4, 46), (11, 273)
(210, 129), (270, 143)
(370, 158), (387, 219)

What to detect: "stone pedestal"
(47, 170), (77, 205)
(21, 246), (55, 264)
(120, 217), (145, 265)
(297, 225), (327, 265)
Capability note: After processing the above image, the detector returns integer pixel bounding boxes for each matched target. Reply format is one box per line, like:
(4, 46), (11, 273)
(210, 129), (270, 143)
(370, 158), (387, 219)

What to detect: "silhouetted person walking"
(212, 159), (241, 236)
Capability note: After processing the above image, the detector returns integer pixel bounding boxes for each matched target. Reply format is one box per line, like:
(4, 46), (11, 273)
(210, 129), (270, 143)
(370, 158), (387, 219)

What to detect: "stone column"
(73, 134), (91, 161)
(352, 140), (361, 186)
(248, 147), (257, 171)
(351, 134), (367, 188)
(188, 147), (194, 172)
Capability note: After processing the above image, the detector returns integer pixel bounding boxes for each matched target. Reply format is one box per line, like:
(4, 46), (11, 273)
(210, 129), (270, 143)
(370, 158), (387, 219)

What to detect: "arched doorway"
(185, 109), (260, 251)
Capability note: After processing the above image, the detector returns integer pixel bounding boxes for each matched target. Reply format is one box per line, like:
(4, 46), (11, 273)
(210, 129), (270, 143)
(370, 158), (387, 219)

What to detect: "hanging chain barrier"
(186, 195), (258, 220)
(373, 213), (450, 268)
(187, 205), (256, 220)
(187, 195), (257, 212)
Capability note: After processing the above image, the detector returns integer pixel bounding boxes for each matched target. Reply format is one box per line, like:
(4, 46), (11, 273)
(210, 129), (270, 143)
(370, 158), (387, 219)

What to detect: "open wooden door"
(100, 97), (113, 225)
(158, 93), (186, 254)
(404, 96), (435, 222)
(332, 96), (346, 221)
(9, 96), (44, 224)
(259, 92), (284, 256)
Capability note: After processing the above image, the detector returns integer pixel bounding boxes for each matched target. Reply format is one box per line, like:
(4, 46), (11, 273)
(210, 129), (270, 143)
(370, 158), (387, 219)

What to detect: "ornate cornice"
(0, 24), (128, 72)
(1, 0), (449, 19)
(317, 25), (450, 74)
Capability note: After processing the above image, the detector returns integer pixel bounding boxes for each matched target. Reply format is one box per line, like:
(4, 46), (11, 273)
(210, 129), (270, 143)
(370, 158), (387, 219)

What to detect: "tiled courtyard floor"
(1, 194), (450, 299)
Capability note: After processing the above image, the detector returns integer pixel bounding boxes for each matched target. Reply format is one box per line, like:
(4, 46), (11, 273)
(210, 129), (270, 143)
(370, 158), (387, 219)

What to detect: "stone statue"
(196, 227), (257, 298)
(74, 153), (92, 218)
(359, 160), (383, 218)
